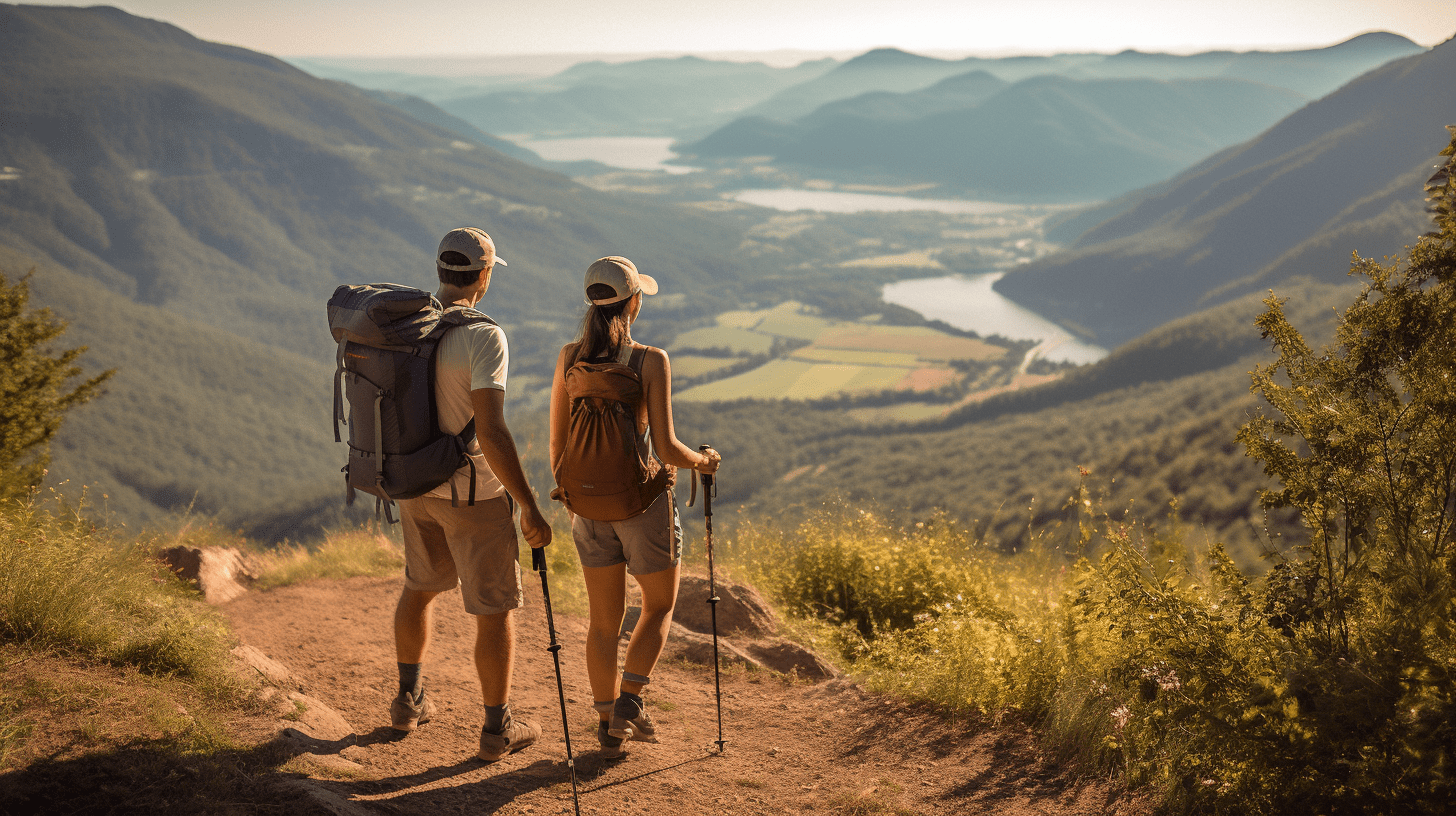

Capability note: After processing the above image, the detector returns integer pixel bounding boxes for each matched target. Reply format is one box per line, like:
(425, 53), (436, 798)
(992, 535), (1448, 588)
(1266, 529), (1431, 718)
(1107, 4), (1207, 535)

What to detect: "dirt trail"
(223, 575), (1150, 815)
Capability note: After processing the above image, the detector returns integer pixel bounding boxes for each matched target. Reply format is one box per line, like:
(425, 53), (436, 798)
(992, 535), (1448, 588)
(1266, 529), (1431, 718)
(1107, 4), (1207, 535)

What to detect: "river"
(882, 273), (1107, 365)
(514, 136), (696, 174)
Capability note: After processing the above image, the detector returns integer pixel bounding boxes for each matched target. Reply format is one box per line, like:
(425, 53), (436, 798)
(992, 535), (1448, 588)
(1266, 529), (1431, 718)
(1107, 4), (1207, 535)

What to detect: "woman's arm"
(641, 346), (720, 474)
(548, 345), (572, 473)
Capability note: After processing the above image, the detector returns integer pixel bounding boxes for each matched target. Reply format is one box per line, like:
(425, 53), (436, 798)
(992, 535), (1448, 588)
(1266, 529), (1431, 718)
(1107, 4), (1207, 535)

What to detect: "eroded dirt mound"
(221, 574), (1152, 815)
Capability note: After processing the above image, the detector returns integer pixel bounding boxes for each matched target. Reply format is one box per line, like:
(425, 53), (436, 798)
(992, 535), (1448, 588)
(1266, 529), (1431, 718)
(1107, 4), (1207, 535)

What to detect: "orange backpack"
(552, 345), (675, 521)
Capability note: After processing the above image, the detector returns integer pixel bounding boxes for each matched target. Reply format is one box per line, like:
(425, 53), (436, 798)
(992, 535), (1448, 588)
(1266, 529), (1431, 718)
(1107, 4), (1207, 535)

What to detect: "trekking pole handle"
(531, 546), (547, 574)
(698, 444), (715, 490)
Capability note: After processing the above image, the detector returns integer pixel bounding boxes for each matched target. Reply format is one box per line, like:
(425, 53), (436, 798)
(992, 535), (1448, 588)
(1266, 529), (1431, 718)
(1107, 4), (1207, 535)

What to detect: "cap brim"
(437, 255), (506, 271)
(638, 273), (657, 295)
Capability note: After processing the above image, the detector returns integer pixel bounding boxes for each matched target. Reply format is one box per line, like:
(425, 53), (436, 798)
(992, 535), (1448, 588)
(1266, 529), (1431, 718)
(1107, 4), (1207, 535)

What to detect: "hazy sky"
(23, 0), (1456, 58)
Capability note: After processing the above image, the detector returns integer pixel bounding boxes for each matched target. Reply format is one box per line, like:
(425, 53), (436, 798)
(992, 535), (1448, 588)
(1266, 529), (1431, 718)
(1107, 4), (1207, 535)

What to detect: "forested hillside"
(0, 5), (757, 526)
(995, 36), (1455, 346)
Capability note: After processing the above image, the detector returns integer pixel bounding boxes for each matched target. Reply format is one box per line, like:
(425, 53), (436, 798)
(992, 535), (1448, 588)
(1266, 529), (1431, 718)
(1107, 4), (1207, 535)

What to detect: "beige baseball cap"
(584, 256), (657, 305)
(437, 227), (507, 271)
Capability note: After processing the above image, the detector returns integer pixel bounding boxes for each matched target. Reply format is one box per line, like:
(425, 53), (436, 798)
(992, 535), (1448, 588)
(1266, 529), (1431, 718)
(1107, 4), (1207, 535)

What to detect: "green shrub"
(728, 508), (990, 642)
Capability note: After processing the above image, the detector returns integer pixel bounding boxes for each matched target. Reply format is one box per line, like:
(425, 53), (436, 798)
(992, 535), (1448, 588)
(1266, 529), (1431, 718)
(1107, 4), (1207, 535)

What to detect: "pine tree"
(1238, 128), (1456, 653)
(1232, 129), (1456, 810)
(0, 272), (114, 503)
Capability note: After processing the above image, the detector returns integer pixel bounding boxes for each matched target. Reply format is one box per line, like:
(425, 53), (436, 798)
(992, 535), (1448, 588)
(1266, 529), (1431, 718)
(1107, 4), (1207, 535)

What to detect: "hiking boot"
(608, 698), (658, 743)
(390, 688), (433, 733)
(597, 720), (625, 760)
(478, 714), (540, 762)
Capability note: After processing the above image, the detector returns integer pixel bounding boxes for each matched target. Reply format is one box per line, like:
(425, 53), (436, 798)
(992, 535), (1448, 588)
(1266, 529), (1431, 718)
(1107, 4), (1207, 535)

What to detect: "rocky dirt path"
(223, 574), (1150, 816)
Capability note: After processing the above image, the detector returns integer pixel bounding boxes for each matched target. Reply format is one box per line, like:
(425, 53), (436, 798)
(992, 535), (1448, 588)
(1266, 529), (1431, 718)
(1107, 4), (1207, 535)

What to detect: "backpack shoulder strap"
(627, 344), (647, 375)
(422, 307), (492, 449)
(440, 306), (498, 329)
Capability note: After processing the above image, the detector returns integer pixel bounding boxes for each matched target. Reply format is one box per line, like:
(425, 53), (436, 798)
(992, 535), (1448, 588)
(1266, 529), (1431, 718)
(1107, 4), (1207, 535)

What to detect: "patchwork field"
(671, 325), (777, 355)
(671, 354), (744, 379)
(673, 301), (1012, 402)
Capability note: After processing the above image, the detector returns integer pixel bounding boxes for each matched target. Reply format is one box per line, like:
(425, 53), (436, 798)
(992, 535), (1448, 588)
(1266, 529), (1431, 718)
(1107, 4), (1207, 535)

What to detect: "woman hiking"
(549, 256), (722, 759)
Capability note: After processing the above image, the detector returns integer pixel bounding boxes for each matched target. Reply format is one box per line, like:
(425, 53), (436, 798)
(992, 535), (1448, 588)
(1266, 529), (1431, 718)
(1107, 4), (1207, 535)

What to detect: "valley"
(5, 6), (1456, 815)
(0, 3), (1449, 555)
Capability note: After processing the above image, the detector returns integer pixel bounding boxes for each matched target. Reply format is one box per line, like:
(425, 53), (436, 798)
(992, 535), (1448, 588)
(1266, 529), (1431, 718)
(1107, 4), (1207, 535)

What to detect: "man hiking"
(389, 227), (554, 763)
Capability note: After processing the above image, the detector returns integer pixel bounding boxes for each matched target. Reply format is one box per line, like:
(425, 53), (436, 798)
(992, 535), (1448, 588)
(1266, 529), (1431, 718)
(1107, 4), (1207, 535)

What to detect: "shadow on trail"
(578, 752), (715, 791)
(841, 697), (985, 761)
(0, 735), (317, 815)
(338, 757), (570, 813)
(334, 750), (717, 812)
(839, 697), (1127, 810)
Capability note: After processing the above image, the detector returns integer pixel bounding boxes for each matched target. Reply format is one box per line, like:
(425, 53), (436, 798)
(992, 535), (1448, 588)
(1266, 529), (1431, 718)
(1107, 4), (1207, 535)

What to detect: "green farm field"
(671, 325), (776, 355)
(670, 354), (744, 379)
(677, 358), (913, 401)
(670, 301), (1017, 402)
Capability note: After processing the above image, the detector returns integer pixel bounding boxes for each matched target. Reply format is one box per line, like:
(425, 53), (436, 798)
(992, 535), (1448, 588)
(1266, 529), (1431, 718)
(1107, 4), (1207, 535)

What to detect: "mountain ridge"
(994, 35), (1454, 346)
(685, 74), (1309, 200)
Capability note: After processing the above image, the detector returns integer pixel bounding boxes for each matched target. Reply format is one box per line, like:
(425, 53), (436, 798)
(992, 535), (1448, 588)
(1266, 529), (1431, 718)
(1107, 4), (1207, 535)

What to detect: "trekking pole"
(697, 444), (727, 754)
(532, 547), (581, 816)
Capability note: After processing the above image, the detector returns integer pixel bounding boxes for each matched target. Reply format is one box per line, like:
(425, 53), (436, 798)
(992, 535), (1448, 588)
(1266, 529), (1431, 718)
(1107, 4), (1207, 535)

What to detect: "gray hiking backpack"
(328, 283), (496, 522)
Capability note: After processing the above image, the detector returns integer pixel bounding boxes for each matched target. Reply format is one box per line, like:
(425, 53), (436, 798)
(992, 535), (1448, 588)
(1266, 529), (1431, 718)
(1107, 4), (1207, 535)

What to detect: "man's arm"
(472, 387), (552, 548)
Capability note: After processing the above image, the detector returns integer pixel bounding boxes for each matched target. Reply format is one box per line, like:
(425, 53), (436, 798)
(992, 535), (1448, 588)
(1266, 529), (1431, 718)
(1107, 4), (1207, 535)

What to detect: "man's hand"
(520, 505), (552, 549)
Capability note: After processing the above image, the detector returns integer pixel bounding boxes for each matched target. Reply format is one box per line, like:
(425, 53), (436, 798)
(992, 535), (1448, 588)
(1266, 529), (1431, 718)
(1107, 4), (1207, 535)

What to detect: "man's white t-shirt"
(425, 319), (509, 503)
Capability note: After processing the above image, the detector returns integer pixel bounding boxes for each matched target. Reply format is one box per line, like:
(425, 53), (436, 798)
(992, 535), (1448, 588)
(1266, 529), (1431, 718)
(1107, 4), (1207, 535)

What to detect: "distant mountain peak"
(842, 47), (944, 68)
(1334, 31), (1421, 50)
(927, 69), (1006, 91)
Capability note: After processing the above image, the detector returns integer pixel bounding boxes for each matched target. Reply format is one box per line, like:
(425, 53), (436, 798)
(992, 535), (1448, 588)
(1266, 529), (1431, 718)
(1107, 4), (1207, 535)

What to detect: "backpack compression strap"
(449, 418), (478, 508)
(333, 341), (348, 442)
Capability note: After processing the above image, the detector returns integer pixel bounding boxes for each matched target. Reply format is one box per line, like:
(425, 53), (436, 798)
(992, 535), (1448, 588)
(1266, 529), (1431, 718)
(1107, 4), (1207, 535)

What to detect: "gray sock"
(484, 703), (510, 733)
(397, 663), (421, 699)
(614, 691), (643, 719)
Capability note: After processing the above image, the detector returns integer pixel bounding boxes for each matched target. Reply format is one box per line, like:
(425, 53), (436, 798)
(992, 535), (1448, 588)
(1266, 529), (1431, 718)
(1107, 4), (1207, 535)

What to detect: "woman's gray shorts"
(571, 489), (682, 575)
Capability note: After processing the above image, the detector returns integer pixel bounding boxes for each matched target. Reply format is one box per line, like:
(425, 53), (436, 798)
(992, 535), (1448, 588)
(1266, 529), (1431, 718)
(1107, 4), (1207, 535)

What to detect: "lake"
(515, 136), (696, 174)
(882, 273), (1108, 365)
(728, 188), (1024, 214)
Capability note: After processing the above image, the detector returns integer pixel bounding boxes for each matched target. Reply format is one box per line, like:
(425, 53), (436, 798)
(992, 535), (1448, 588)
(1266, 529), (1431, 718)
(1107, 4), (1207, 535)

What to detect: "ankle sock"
(484, 703), (510, 733)
(397, 662), (422, 698)
(614, 691), (643, 720)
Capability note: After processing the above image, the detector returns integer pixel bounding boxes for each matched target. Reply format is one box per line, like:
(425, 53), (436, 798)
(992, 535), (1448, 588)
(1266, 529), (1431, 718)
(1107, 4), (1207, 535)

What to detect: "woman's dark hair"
(569, 286), (640, 366)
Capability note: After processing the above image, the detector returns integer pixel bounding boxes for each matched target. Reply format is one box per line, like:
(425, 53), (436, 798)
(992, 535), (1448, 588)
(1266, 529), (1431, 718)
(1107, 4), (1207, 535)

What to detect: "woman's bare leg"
(621, 564), (680, 695)
(582, 563), (628, 720)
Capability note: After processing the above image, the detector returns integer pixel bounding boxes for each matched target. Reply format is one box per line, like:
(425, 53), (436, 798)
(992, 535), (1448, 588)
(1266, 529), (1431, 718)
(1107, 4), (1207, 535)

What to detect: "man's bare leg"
(395, 588), (440, 664)
(474, 609), (515, 707)
(391, 588), (440, 731)
(475, 608), (540, 759)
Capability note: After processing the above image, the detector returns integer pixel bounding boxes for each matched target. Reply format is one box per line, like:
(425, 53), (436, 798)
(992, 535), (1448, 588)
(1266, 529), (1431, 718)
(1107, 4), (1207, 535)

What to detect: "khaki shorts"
(398, 495), (522, 616)
(572, 489), (682, 575)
